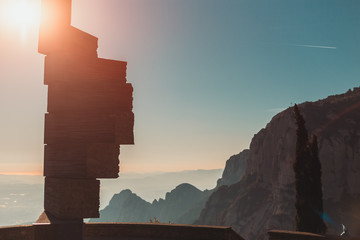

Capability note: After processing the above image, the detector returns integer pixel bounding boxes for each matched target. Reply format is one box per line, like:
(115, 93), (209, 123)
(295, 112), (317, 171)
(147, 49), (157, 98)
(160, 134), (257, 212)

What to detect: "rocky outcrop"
(90, 189), (153, 223)
(90, 183), (212, 224)
(152, 183), (213, 224)
(195, 87), (360, 240)
(217, 150), (249, 188)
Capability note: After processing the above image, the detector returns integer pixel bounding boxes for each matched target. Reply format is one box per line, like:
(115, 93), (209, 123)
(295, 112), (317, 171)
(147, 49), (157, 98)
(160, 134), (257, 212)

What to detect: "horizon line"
(0, 168), (224, 176)
(0, 172), (43, 176)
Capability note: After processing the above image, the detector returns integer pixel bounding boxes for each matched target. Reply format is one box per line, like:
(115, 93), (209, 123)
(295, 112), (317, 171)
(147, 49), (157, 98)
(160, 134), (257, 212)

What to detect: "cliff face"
(217, 150), (249, 188)
(195, 88), (360, 240)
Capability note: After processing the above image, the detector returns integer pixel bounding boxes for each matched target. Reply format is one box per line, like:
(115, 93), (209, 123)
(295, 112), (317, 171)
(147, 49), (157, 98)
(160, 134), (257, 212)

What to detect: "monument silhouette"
(34, 0), (134, 239)
(14, 1), (244, 240)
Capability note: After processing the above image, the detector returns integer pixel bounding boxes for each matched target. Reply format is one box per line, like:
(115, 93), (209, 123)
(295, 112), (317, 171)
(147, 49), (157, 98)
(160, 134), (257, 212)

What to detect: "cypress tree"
(293, 105), (327, 234)
(308, 135), (327, 234)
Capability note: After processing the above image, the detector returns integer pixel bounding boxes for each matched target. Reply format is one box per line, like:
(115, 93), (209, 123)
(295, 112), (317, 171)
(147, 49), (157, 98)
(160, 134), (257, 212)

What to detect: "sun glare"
(2, 0), (40, 40)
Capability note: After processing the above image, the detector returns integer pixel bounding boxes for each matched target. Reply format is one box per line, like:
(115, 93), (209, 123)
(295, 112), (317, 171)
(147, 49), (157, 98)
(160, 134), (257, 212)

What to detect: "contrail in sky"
(292, 44), (337, 50)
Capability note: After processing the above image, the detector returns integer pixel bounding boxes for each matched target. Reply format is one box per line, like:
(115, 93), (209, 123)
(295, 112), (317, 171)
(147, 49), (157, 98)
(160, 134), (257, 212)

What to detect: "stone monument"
(34, 0), (134, 239)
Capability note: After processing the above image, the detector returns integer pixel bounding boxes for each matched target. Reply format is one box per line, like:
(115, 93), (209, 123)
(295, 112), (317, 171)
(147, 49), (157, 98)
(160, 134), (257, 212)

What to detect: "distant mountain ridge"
(100, 168), (223, 205)
(90, 183), (211, 224)
(0, 169), (223, 227)
(90, 152), (248, 224)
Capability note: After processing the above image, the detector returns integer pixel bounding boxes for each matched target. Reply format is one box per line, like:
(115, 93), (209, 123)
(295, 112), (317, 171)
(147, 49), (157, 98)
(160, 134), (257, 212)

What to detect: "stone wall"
(0, 225), (34, 240)
(268, 230), (360, 240)
(0, 223), (243, 240)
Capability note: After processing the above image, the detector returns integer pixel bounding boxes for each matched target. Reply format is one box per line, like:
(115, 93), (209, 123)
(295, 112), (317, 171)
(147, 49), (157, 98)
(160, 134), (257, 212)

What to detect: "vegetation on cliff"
(293, 104), (327, 234)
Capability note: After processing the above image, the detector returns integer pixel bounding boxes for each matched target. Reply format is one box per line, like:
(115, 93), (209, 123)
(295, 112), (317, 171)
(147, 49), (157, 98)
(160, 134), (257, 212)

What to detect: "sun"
(1, 0), (41, 39)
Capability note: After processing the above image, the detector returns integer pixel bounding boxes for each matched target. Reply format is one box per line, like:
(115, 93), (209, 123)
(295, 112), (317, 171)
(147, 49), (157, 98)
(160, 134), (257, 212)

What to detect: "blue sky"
(0, 0), (359, 174)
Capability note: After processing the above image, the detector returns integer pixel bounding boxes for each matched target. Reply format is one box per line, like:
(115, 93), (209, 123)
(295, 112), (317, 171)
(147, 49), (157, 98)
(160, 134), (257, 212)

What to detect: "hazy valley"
(0, 169), (222, 226)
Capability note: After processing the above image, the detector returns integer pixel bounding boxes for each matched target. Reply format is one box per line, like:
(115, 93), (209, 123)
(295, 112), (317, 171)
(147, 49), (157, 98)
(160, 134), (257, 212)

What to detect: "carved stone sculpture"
(34, 0), (134, 239)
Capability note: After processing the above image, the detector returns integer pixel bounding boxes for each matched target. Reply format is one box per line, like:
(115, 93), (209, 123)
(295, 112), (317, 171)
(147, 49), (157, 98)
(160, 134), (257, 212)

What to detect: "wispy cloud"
(292, 44), (337, 50)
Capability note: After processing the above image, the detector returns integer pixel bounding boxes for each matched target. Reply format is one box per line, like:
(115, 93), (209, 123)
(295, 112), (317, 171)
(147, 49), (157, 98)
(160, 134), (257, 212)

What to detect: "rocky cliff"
(217, 150), (249, 188)
(195, 87), (360, 240)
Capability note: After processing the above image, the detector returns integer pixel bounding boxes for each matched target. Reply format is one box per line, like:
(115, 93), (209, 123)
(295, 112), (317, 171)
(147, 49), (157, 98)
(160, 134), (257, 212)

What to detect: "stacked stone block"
(38, 0), (134, 221)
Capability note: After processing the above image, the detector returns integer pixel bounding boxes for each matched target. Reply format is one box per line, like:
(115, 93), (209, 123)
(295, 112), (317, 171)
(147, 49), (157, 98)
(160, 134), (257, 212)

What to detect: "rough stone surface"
(268, 230), (360, 240)
(0, 225), (34, 240)
(217, 150), (249, 188)
(84, 223), (244, 240)
(34, 211), (83, 240)
(44, 178), (100, 219)
(0, 223), (244, 240)
(44, 57), (127, 84)
(195, 88), (360, 240)
(39, 0), (134, 222)
(44, 143), (120, 178)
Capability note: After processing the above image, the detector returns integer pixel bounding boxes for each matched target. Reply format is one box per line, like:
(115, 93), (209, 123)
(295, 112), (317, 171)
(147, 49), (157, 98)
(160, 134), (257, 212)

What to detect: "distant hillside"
(195, 87), (360, 240)
(91, 152), (248, 224)
(99, 168), (223, 207)
(91, 184), (211, 223)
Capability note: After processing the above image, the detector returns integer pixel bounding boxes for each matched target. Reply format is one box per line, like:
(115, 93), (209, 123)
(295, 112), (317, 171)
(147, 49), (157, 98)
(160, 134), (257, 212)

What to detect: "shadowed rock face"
(195, 87), (360, 240)
(217, 150), (249, 188)
(94, 189), (153, 223)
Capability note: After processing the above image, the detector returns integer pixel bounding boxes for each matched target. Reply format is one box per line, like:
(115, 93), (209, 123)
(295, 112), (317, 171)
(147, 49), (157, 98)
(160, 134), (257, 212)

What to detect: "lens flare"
(1, 0), (41, 41)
